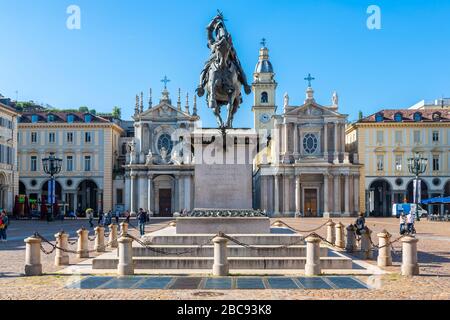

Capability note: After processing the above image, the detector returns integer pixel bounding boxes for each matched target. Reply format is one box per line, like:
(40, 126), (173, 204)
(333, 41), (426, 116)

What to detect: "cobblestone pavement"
(0, 217), (449, 300)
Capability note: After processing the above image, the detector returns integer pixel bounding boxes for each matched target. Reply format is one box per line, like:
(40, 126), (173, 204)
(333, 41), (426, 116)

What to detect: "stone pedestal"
(212, 236), (229, 276)
(109, 224), (118, 248)
(117, 236), (134, 276)
(345, 225), (357, 253)
(24, 236), (42, 276)
(377, 230), (392, 267)
(94, 226), (105, 253)
(176, 216), (270, 234)
(54, 232), (69, 266)
(193, 129), (257, 210)
(305, 235), (321, 276)
(401, 236), (419, 276)
(334, 222), (345, 248)
(326, 220), (335, 244)
(76, 228), (89, 259)
(120, 222), (129, 236)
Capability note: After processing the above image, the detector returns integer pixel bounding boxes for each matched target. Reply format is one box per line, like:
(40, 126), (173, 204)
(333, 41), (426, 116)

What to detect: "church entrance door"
(304, 189), (318, 217)
(159, 189), (172, 217)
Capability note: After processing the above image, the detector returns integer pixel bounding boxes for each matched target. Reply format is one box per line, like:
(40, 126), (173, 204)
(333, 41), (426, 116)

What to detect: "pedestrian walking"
(124, 210), (130, 224)
(0, 210), (9, 242)
(115, 210), (120, 224)
(399, 212), (407, 235)
(137, 208), (146, 237)
(86, 208), (94, 228)
(98, 211), (104, 226)
(354, 212), (366, 236)
(407, 211), (416, 235)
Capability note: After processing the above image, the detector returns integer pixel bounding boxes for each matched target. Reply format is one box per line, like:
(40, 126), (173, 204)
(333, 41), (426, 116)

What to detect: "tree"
(79, 106), (89, 113)
(358, 110), (363, 120)
(89, 109), (96, 115)
(112, 106), (122, 119)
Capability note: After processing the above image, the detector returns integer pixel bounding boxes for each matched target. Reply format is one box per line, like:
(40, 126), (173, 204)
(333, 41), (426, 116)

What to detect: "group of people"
(84, 209), (132, 228)
(0, 210), (9, 242)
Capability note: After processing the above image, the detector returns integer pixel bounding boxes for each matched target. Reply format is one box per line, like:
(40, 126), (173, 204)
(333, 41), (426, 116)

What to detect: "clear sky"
(1, 0), (449, 127)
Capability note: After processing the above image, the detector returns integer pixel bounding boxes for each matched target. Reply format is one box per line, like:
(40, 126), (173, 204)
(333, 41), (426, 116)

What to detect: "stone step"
(132, 245), (329, 257)
(143, 234), (306, 246)
(92, 253), (352, 270)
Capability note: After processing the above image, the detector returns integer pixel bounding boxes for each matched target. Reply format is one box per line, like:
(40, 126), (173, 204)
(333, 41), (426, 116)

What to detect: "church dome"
(255, 47), (274, 73)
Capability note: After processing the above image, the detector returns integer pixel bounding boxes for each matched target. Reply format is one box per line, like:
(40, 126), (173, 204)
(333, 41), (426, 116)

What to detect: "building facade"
(124, 88), (199, 216)
(346, 106), (450, 216)
(0, 99), (19, 213)
(17, 111), (124, 214)
(252, 44), (361, 217)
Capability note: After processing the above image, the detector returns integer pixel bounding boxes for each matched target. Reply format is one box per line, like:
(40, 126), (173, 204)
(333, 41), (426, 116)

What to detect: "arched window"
(261, 92), (268, 103)
(67, 114), (75, 123)
(432, 112), (441, 122)
(375, 113), (384, 122)
(394, 112), (403, 122)
(413, 112), (422, 122)
(84, 114), (92, 123)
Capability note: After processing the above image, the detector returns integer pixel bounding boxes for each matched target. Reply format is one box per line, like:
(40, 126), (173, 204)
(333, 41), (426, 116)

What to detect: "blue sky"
(0, 0), (449, 127)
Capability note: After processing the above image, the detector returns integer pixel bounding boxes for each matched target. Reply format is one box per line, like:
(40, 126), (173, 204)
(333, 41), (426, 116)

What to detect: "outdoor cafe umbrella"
(422, 196), (450, 204)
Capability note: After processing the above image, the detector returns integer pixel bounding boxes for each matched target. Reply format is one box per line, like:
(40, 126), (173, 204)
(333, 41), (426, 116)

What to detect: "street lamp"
(407, 153), (428, 221)
(42, 153), (62, 222)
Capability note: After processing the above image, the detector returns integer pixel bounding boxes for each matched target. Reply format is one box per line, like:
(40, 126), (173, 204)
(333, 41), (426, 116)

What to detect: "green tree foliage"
(112, 106), (121, 119)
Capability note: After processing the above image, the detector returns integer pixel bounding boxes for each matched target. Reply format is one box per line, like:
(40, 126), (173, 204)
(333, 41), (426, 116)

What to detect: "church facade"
(124, 43), (362, 217)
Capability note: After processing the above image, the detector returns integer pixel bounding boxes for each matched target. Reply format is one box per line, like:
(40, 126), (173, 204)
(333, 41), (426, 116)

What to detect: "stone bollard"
(76, 228), (89, 259)
(401, 236), (419, 276)
(212, 234), (229, 276)
(117, 236), (134, 276)
(326, 220), (335, 244)
(109, 224), (118, 248)
(120, 222), (129, 236)
(345, 225), (357, 253)
(94, 226), (106, 253)
(54, 231), (69, 266)
(377, 230), (392, 267)
(360, 228), (373, 260)
(305, 235), (322, 276)
(334, 222), (345, 248)
(272, 220), (284, 228)
(168, 221), (177, 227)
(24, 235), (42, 276)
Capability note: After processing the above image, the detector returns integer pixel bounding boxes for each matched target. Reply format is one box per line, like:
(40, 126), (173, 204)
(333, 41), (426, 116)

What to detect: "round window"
(395, 178), (403, 186)
(157, 133), (173, 154)
(303, 133), (318, 155)
(31, 180), (37, 187)
(67, 179), (73, 187)
(432, 178), (440, 186)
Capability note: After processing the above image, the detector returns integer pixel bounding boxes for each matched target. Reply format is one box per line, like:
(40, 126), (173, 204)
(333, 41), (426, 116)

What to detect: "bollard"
(401, 236), (419, 276)
(377, 230), (392, 267)
(212, 235), (229, 276)
(326, 220), (335, 244)
(76, 228), (89, 259)
(24, 235), (42, 276)
(120, 222), (129, 236)
(345, 224), (357, 253)
(54, 231), (69, 266)
(117, 236), (134, 276)
(334, 222), (345, 248)
(272, 220), (284, 228)
(305, 235), (322, 276)
(360, 228), (373, 260)
(168, 221), (177, 227)
(94, 226), (106, 253)
(109, 224), (118, 248)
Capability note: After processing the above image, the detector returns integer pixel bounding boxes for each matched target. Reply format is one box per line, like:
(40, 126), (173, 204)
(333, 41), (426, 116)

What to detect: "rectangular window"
(67, 132), (74, 143)
(395, 131), (403, 144)
(84, 155), (91, 171)
(31, 132), (38, 144)
(66, 155), (73, 172)
(432, 131), (439, 142)
(49, 132), (56, 143)
(31, 156), (37, 172)
(116, 189), (124, 205)
(85, 132), (92, 143)
(413, 130), (421, 144)
(433, 155), (440, 171)
(376, 155), (384, 171)
(376, 131), (384, 144)
(395, 155), (402, 171)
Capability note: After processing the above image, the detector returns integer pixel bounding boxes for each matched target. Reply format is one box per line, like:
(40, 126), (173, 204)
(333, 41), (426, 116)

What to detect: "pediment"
(138, 102), (193, 120)
(285, 102), (343, 118)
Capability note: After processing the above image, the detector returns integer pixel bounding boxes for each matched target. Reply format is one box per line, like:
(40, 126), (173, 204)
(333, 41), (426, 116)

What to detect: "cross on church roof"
(260, 38), (267, 48)
(161, 75), (171, 90)
(304, 73), (315, 87)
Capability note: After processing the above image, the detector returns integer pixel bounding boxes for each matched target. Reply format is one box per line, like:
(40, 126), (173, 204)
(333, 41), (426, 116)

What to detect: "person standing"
(97, 210), (104, 226)
(0, 210), (9, 242)
(115, 210), (120, 224)
(124, 210), (130, 224)
(354, 212), (366, 236)
(137, 208), (146, 237)
(86, 209), (94, 228)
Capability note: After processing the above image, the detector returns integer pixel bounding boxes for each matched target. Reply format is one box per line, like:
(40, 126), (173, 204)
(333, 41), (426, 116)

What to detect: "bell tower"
(252, 39), (277, 132)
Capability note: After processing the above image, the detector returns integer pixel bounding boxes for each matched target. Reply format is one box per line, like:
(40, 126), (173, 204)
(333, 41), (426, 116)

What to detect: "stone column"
(334, 174), (341, 215)
(353, 174), (360, 214)
(283, 122), (289, 155)
(94, 226), (105, 253)
(283, 175), (290, 215)
(360, 228), (373, 260)
(76, 228), (89, 259)
(261, 176), (268, 212)
(305, 235), (322, 276)
(24, 235), (42, 276)
(334, 222), (345, 248)
(377, 230), (392, 267)
(117, 236), (134, 276)
(147, 174), (153, 213)
(344, 174), (350, 216)
(323, 174), (330, 217)
(109, 224), (118, 248)
(401, 236), (419, 276)
(184, 174), (192, 211)
(130, 173), (136, 214)
(295, 175), (301, 217)
(212, 235), (229, 276)
(293, 124), (299, 157)
(323, 122), (328, 160)
(326, 220), (335, 244)
(54, 232), (69, 266)
(274, 175), (280, 216)
(345, 225), (357, 253)
(139, 175), (147, 212)
(179, 175), (185, 212)
(333, 122), (339, 163)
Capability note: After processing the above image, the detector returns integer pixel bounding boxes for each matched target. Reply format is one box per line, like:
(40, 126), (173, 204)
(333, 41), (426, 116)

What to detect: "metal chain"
(271, 219), (331, 233)
(219, 232), (308, 250)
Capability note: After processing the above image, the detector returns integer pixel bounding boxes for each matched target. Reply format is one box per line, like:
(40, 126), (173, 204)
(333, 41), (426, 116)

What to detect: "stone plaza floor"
(0, 217), (449, 300)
